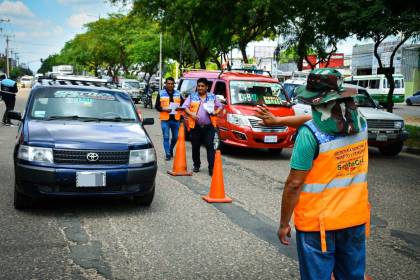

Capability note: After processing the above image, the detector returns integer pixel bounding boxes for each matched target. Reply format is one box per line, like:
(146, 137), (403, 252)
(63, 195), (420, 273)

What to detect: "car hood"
(229, 104), (294, 117)
(358, 107), (404, 121)
(27, 120), (149, 149)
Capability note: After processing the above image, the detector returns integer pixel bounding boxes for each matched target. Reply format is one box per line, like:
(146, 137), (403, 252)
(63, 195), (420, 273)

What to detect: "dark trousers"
(190, 125), (215, 170)
(2, 94), (15, 124)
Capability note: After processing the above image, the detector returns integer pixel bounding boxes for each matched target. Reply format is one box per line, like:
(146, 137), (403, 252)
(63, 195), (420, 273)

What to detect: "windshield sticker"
(263, 96), (282, 105)
(238, 93), (258, 102)
(33, 111), (45, 118)
(54, 91), (115, 101)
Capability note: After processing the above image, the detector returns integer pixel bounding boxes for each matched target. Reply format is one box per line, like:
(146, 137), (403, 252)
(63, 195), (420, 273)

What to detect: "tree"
(281, 0), (351, 71)
(349, 0), (420, 112)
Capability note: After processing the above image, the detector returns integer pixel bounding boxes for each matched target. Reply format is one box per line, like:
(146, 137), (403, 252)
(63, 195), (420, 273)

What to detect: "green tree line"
(39, 0), (419, 111)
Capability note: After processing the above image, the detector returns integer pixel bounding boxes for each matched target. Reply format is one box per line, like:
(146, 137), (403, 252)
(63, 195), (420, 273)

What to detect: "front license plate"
(76, 171), (106, 187)
(264, 135), (278, 143)
(376, 134), (388, 141)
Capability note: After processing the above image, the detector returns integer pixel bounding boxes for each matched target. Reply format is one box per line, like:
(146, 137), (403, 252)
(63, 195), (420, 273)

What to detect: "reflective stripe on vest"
(188, 92), (217, 128)
(159, 90), (182, 121)
(294, 120), (370, 253)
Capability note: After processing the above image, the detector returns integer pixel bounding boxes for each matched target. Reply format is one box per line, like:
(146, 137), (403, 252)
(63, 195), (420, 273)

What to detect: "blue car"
(9, 80), (157, 209)
(406, 90), (420, 106)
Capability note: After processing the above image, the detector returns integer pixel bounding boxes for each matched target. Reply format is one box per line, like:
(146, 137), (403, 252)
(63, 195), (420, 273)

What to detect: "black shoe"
(165, 155), (171, 161)
(208, 169), (213, 176)
(193, 166), (200, 173)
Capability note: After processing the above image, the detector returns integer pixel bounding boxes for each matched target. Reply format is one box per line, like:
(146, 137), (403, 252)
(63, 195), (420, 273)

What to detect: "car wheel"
(133, 186), (155, 206)
(379, 141), (403, 156)
(406, 99), (412, 106)
(14, 188), (33, 209)
(269, 148), (283, 155)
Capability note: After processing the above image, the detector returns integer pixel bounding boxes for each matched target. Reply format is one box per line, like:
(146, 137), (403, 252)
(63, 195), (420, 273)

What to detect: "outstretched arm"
(254, 105), (311, 128)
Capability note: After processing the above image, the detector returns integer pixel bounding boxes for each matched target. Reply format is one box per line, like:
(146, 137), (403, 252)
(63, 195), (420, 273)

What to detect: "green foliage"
(9, 66), (33, 79)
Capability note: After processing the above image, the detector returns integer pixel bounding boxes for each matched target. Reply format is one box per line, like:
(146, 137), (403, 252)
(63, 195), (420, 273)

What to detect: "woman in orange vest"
(256, 69), (370, 280)
(155, 77), (184, 160)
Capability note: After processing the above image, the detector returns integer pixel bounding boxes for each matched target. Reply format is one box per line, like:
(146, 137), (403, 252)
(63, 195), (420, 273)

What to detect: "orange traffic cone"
(202, 150), (232, 203)
(167, 124), (192, 176)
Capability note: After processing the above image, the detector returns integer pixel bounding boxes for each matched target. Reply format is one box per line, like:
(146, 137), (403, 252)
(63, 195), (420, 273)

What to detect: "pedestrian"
(182, 77), (223, 176)
(155, 77), (185, 160)
(1, 73), (18, 126)
(256, 68), (370, 280)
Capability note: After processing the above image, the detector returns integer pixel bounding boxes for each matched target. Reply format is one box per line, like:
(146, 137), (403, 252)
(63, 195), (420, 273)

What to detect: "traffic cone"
(167, 124), (192, 176)
(202, 150), (232, 203)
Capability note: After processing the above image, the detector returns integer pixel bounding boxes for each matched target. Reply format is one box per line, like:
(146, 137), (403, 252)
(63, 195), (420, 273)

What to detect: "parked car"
(406, 91), (420, 105)
(293, 83), (408, 156)
(178, 70), (296, 154)
(20, 76), (34, 88)
(8, 76), (157, 209)
(119, 79), (144, 103)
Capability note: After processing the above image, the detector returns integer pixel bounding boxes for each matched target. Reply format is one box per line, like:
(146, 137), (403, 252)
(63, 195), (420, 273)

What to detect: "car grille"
(54, 149), (129, 165)
(248, 118), (288, 133)
(367, 120), (395, 129)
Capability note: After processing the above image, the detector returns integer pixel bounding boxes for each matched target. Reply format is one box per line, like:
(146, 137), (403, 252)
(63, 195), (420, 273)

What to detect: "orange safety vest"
(294, 121), (370, 253)
(188, 92), (218, 129)
(159, 89), (182, 121)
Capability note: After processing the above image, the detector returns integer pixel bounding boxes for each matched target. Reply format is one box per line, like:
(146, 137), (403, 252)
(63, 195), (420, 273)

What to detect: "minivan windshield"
(230, 81), (287, 106)
(29, 89), (138, 122)
(123, 81), (141, 89)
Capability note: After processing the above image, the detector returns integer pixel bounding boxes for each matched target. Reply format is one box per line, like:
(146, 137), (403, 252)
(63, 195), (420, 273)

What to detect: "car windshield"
(29, 89), (137, 122)
(123, 81), (140, 89)
(354, 89), (376, 108)
(283, 83), (301, 99)
(230, 80), (288, 106)
(179, 79), (197, 96)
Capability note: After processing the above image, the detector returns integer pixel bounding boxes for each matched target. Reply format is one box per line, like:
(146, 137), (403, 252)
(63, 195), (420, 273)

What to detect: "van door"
(212, 81), (229, 139)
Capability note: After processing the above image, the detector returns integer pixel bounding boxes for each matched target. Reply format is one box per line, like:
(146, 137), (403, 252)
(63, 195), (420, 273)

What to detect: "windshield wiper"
(46, 115), (100, 122)
(97, 117), (136, 122)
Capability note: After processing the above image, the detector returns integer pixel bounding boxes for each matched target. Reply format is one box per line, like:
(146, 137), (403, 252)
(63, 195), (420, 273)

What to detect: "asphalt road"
(0, 88), (419, 279)
(393, 103), (420, 118)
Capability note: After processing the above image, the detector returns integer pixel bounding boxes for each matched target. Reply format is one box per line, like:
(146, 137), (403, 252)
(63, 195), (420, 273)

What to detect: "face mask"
(312, 98), (366, 135)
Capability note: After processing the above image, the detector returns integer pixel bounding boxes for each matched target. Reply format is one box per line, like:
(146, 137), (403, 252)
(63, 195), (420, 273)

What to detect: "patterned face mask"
(312, 97), (366, 135)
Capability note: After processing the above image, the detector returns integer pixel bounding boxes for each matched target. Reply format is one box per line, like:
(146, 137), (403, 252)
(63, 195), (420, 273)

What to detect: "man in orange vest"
(257, 68), (370, 280)
(182, 78), (223, 176)
(155, 77), (184, 160)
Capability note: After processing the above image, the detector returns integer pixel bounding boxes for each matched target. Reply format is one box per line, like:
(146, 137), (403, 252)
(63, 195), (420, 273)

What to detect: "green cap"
(295, 68), (356, 105)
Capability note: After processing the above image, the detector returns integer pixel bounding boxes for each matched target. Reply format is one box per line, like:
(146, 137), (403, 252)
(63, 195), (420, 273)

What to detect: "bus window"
(383, 79), (387, 88)
(369, 79), (380, 89)
(395, 79), (401, 88)
(358, 80), (368, 88)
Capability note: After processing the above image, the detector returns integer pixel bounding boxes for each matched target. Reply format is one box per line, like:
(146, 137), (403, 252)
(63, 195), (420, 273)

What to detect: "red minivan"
(178, 70), (296, 153)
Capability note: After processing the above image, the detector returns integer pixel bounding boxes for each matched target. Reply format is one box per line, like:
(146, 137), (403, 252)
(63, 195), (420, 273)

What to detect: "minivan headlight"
(129, 148), (156, 164)
(394, 121), (404, 129)
(17, 145), (53, 163)
(227, 114), (251, 127)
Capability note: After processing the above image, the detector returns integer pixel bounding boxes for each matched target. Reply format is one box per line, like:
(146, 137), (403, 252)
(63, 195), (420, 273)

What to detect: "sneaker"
(165, 155), (171, 161)
(193, 166), (200, 173)
(208, 169), (213, 176)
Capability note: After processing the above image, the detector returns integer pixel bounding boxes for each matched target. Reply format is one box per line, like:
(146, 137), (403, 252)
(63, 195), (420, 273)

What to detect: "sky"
(0, 0), (126, 72)
(0, 0), (373, 74)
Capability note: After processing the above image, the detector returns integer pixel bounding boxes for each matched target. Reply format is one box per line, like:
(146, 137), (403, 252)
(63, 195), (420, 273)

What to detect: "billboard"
(302, 53), (344, 70)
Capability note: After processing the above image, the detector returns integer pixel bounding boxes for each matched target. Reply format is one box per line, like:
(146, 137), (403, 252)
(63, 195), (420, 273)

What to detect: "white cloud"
(67, 13), (97, 29)
(0, 0), (34, 17)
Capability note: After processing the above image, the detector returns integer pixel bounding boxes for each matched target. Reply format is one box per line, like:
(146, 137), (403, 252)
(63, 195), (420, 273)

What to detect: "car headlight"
(17, 145), (53, 163)
(227, 114), (251, 127)
(394, 121), (404, 129)
(129, 148), (156, 164)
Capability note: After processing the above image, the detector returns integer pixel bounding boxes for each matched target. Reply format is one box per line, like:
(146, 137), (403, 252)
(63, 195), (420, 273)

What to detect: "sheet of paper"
(169, 102), (179, 114)
(203, 101), (215, 114)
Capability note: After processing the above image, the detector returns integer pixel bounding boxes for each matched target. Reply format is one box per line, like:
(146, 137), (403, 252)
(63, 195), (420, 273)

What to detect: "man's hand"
(190, 112), (199, 121)
(255, 105), (278, 126)
(278, 224), (292, 245)
(163, 109), (172, 113)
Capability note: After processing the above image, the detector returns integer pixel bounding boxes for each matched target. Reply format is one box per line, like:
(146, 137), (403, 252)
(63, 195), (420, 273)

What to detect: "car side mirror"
(142, 118), (154, 125)
(7, 111), (22, 121)
(216, 95), (226, 104)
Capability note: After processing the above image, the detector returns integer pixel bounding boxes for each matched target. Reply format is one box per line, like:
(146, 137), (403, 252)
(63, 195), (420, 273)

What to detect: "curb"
(404, 146), (420, 156)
